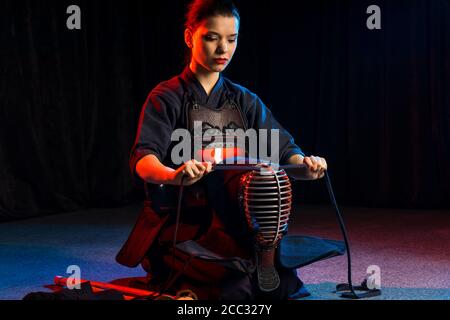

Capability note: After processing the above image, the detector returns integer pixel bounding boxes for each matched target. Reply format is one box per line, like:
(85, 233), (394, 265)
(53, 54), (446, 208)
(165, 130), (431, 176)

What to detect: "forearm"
(285, 153), (309, 180)
(135, 154), (175, 185)
(286, 153), (305, 165)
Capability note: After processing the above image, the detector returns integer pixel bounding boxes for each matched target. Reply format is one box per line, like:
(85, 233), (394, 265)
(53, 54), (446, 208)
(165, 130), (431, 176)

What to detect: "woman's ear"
(184, 28), (193, 48)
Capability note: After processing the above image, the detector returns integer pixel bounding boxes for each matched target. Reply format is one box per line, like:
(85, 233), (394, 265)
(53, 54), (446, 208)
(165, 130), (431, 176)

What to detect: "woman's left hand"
(302, 155), (327, 180)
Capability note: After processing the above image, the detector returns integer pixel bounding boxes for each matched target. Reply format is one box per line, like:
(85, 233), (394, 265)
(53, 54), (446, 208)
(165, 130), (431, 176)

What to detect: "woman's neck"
(189, 61), (220, 96)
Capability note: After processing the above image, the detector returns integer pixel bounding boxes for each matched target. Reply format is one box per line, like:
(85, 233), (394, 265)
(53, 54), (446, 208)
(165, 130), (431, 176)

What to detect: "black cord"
(152, 174), (188, 299)
(325, 170), (381, 299)
(324, 171), (357, 298)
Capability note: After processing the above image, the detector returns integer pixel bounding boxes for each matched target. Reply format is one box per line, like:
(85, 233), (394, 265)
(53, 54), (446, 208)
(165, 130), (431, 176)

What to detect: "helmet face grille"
(239, 167), (292, 248)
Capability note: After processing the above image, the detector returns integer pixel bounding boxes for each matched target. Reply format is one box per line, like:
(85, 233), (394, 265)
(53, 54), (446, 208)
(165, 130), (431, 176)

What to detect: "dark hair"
(185, 0), (240, 31)
(184, 0), (240, 65)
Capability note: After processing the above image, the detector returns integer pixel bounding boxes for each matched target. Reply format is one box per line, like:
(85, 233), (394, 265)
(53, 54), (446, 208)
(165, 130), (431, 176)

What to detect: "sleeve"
(129, 85), (181, 182)
(245, 93), (305, 164)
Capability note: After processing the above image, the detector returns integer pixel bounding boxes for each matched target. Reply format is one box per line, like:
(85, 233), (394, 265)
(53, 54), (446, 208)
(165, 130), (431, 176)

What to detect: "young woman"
(117, 0), (328, 300)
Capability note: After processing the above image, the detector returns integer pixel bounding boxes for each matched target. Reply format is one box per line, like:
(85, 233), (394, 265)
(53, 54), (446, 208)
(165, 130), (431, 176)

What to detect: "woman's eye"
(205, 36), (218, 41)
(228, 38), (237, 43)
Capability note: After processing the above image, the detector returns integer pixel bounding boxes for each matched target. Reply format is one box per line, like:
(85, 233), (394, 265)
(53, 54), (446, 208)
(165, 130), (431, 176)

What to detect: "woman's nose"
(217, 40), (229, 53)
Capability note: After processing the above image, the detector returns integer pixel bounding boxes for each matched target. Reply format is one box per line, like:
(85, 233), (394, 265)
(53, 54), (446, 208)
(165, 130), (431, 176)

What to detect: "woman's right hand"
(171, 159), (213, 186)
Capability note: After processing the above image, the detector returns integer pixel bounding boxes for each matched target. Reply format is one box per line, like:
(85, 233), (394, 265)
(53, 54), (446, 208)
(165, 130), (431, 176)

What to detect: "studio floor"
(1, 203), (449, 300)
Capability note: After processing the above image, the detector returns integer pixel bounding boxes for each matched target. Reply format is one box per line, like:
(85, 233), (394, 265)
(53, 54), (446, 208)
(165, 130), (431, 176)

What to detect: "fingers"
(316, 156), (327, 171)
(303, 156), (316, 171)
(192, 159), (214, 174)
(318, 157), (327, 178)
(203, 161), (213, 173)
(183, 165), (196, 179)
(192, 159), (213, 175)
(182, 160), (212, 180)
(304, 156), (319, 171)
(304, 155), (328, 179)
(306, 156), (327, 170)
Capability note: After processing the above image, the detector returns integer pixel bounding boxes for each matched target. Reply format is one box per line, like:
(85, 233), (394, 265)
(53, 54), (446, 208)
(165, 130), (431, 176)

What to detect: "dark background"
(1, 0), (449, 220)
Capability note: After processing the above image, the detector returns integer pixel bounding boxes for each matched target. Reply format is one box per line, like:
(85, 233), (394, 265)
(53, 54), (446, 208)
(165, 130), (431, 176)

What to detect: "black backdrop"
(1, 0), (449, 220)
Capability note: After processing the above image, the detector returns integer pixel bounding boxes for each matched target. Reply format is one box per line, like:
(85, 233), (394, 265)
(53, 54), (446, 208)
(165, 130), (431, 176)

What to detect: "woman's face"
(186, 15), (239, 73)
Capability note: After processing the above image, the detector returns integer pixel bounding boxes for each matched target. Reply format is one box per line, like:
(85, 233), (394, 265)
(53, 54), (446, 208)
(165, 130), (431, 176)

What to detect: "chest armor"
(185, 92), (249, 162)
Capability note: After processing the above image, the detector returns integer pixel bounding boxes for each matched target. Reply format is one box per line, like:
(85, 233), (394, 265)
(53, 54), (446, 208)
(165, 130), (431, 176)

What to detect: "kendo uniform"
(116, 67), (341, 300)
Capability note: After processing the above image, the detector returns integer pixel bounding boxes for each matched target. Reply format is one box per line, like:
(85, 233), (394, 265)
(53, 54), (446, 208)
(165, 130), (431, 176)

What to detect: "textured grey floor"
(292, 206), (450, 300)
(1, 204), (449, 300)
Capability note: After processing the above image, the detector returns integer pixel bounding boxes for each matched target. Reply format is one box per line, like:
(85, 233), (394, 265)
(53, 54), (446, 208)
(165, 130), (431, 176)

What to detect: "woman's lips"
(214, 58), (228, 65)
